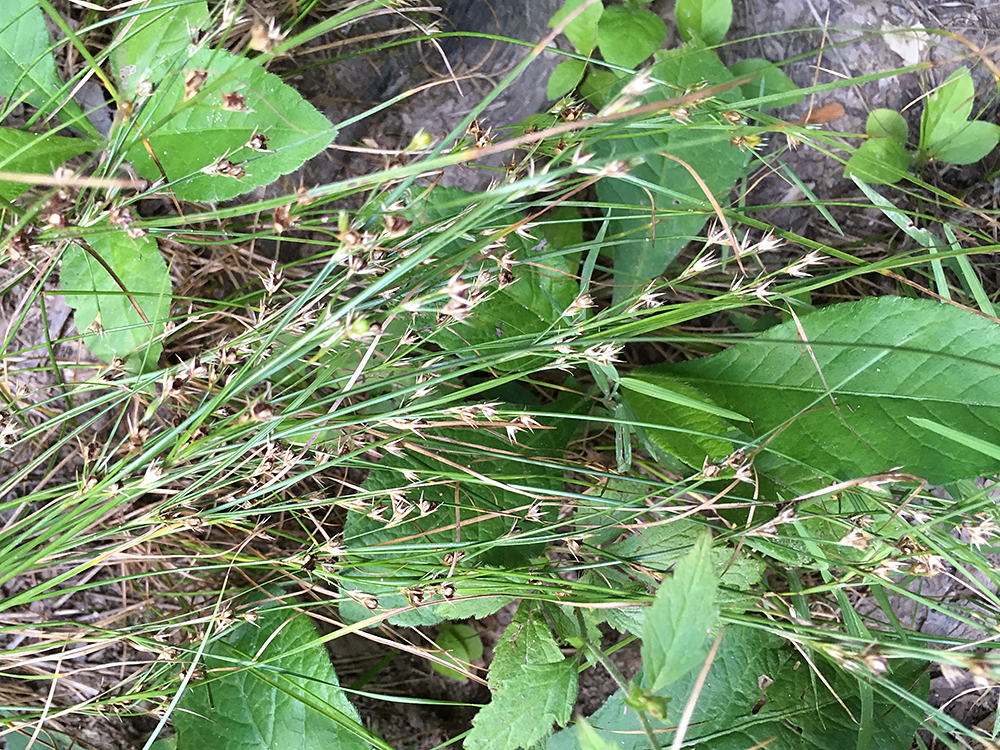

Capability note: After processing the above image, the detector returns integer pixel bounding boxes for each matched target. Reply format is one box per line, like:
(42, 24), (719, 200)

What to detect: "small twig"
(670, 630), (724, 750)
(73, 237), (152, 326)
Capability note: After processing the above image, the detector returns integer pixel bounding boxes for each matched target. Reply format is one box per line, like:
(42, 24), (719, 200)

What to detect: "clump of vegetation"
(2, 0), (1000, 748)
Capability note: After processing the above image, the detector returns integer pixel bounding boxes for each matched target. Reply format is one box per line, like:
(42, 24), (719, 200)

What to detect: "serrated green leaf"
(620, 375), (747, 422)
(175, 597), (375, 750)
(728, 58), (803, 109)
(866, 108), (908, 145)
(675, 0), (733, 46)
(0, 0), (90, 128)
(60, 229), (171, 371)
(844, 137), (912, 185)
(548, 58), (588, 100)
(641, 530), (718, 691)
(433, 623), (484, 681)
(549, 0), (604, 55)
(549, 626), (926, 750)
(111, 0), (211, 99)
(0, 128), (96, 201)
(928, 119), (1000, 165)
(121, 45), (336, 202)
(643, 297), (1000, 484)
(596, 44), (749, 304)
(597, 6), (665, 69)
(467, 659), (578, 750)
(490, 602), (565, 690)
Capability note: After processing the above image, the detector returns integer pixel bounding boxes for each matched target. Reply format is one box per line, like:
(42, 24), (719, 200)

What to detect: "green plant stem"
(574, 608), (661, 750)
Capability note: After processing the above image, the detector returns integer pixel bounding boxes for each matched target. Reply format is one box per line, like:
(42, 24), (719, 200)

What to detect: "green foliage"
(595, 43), (750, 303)
(597, 6), (666, 69)
(432, 622), (484, 680)
(174, 597), (377, 750)
(641, 530), (718, 691)
(117, 45), (336, 202)
(675, 0), (733, 46)
(467, 658), (578, 750)
(59, 229), (172, 371)
(728, 57), (804, 109)
(635, 297), (1000, 486)
(548, 58), (589, 100)
(0, 128), (96, 200)
(0, 0), (92, 132)
(845, 108), (913, 184)
(549, 626), (927, 750)
(920, 66), (1000, 164)
(548, 0), (603, 55)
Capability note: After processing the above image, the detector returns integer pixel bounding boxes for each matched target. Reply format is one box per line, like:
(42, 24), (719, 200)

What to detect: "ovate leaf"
(174, 597), (375, 750)
(919, 66), (999, 164)
(597, 6), (666, 69)
(0, 128), (96, 201)
(844, 137), (912, 185)
(466, 658), (578, 750)
(122, 46), (336, 202)
(676, 0), (733, 46)
(432, 623), (484, 681)
(548, 58), (588, 100)
(928, 119), (1000, 165)
(60, 229), (171, 371)
(866, 108), (908, 145)
(640, 296), (1000, 484)
(549, 0), (604, 55)
(641, 530), (718, 691)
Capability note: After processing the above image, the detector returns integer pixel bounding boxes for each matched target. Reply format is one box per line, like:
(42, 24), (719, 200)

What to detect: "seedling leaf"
(641, 529), (718, 691)
(920, 66), (999, 164)
(60, 229), (171, 371)
(174, 598), (374, 750)
(433, 623), (484, 681)
(928, 119), (1000, 165)
(866, 108), (908, 145)
(597, 6), (666, 69)
(844, 138), (912, 185)
(675, 0), (733, 46)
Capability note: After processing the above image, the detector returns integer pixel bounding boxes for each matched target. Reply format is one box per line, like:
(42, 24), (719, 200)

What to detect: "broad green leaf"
(929, 119), (1000, 165)
(866, 108), (908, 145)
(490, 602), (565, 690)
(639, 297), (1000, 485)
(548, 58), (588, 100)
(918, 66), (998, 164)
(549, 0), (604, 55)
(728, 58), (803, 109)
(597, 6), (666, 69)
(0, 1), (91, 129)
(0, 128), (96, 201)
(174, 597), (375, 750)
(466, 658), (578, 750)
(579, 67), (618, 108)
(675, 0), (733, 46)
(121, 46), (336, 202)
(111, 0), (211, 99)
(844, 137), (912, 185)
(576, 718), (621, 750)
(433, 622), (484, 681)
(60, 229), (171, 371)
(620, 376), (734, 467)
(549, 626), (926, 750)
(641, 530), (718, 691)
(595, 44), (749, 304)
(920, 67), (974, 153)
(0, 711), (84, 750)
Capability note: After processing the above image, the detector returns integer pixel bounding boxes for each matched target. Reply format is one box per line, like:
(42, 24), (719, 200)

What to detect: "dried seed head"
(249, 18), (285, 52)
(220, 90), (247, 112)
(383, 214), (412, 237)
(249, 401), (273, 421)
(184, 68), (209, 101)
(245, 131), (272, 152)
(202, 157), (246, 179)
